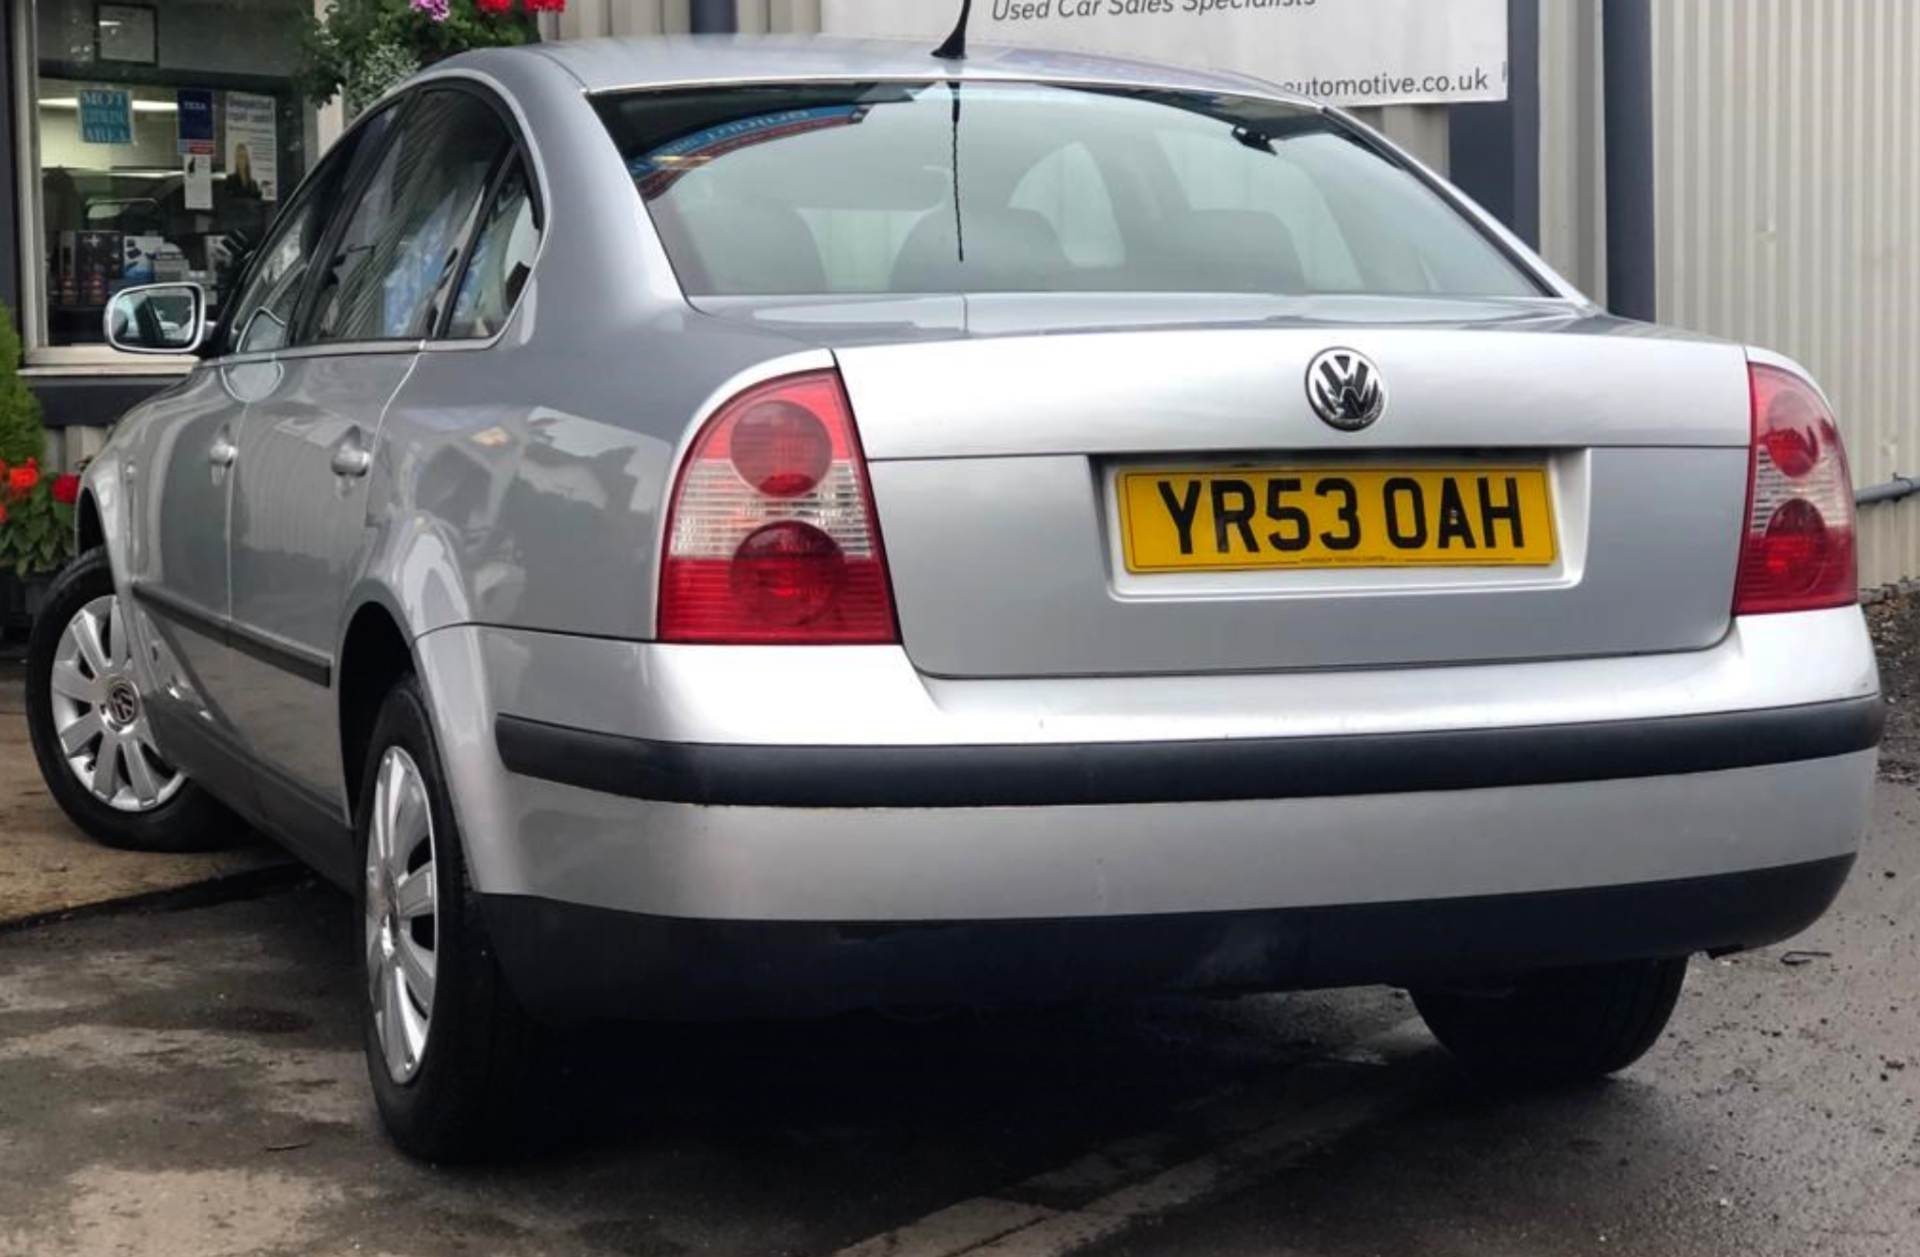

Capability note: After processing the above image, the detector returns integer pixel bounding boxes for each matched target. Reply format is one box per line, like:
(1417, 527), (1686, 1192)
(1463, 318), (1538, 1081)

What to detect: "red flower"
(0, 499), (7, 525)
(475, 0), (514, 13)
(525, 0), (566, 10)
(8, 459), (38, 497)
(52, 473), (81, 506)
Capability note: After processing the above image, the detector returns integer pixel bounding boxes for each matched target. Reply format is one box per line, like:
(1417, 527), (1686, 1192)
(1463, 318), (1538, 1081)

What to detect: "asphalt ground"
(1, 602), (1917, 1256)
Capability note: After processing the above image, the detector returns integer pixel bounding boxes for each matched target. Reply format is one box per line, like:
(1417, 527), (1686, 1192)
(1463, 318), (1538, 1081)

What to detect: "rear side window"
(593, 82), (1541, 300)
(447, 156), (540, 339)
(305, 90), (510, 344)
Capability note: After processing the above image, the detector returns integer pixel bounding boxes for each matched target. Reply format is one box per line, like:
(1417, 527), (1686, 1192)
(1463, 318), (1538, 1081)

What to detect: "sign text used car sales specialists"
(820, 0), (1508, 107)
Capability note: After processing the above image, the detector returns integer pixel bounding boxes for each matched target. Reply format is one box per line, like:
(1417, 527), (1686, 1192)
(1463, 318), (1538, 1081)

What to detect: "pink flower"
(411, 0), (450, 21)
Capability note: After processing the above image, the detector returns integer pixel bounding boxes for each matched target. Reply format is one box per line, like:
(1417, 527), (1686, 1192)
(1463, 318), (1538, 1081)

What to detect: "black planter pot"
(0, 569), (53, 649)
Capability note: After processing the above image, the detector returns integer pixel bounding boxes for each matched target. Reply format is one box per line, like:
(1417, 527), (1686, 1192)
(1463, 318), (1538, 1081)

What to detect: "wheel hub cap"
(365, 746), (439, 1085)
(48, 594), (185, 813)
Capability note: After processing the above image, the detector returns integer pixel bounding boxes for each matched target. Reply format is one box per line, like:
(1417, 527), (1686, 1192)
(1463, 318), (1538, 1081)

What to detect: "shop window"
(24, 0), (316, 355)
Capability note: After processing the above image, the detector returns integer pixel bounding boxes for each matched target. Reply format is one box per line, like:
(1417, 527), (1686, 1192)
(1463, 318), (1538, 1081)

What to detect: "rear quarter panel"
(355, 54), (820, 646)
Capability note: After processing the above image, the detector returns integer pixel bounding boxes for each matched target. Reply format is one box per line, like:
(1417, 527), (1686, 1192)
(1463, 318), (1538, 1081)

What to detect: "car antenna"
(933, 0), (973, 61)
(946, 81), (965, 265)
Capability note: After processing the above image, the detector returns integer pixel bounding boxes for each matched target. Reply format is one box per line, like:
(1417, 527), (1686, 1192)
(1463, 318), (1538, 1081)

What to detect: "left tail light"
(659, 370), (898, 644)
(1733, 363), (1857, 615)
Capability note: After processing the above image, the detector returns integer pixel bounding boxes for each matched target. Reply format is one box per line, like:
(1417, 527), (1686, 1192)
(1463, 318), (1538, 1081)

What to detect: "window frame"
(421, 79), (546, 351)
(259, 78), (542, 359)
(288, 86), (503, 352)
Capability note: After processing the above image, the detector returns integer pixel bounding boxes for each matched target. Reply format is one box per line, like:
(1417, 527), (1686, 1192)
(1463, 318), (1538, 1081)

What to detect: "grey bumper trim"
(494, 695), (1884, 810)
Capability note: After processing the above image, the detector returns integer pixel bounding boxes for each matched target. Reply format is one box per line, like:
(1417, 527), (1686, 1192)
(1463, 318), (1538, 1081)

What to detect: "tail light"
(659, 370), (897, 643)
(1733, 364), (1857, 614)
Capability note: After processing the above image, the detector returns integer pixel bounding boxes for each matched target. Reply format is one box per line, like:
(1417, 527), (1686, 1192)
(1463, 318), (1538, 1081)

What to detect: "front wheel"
(24, 547), (237, 852)
(1412, 957), (1688, 1085)
(358, 674), (541, 1162)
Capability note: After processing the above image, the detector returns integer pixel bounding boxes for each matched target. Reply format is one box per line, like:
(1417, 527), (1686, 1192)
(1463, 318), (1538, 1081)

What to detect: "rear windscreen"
(593, 81), (1543, 300)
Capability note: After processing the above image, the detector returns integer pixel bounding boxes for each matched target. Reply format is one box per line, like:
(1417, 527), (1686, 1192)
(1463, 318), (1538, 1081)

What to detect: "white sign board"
(225, 91), (280, 202)
(821, 0), (1508, 107)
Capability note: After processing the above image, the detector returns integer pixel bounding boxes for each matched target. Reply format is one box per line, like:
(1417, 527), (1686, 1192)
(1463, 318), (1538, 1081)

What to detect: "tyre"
(357, 673), (540, 1162)
(1412, 957), (1688, 1086)
(24, 547), (238, 853)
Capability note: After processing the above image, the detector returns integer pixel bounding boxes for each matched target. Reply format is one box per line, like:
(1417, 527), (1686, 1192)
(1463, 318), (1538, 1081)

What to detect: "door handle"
(209, 436), (237, 467)
(330, 433), (373, 479)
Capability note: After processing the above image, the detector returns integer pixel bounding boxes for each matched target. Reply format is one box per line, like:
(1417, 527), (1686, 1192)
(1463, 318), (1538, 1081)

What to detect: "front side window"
(29, 0), (314, 351)
(594, 82), (1542, 301)
(220, 111), (387, 357)
(306, 90), (509, 345)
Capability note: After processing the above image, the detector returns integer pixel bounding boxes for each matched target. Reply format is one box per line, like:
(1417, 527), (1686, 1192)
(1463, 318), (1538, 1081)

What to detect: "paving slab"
(0, 663), (289, 929)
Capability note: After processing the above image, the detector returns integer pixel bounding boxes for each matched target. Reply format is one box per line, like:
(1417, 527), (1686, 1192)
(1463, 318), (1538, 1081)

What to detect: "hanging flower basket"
(299, 0), (566, 119)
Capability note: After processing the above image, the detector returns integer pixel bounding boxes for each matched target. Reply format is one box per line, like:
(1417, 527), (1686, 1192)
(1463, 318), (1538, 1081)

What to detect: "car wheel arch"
(337, 600), (419, 818)
(75, 491), (106, 555)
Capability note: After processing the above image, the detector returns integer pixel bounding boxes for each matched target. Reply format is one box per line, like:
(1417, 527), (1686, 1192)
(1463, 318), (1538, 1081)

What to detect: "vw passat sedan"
(27, 37), (1880, 1159)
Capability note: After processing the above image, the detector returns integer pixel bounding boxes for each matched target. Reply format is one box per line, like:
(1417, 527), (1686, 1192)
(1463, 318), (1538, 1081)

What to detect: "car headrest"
(654, 202), (827, 295)
(890, 207), (1070, 293)
(1141, 209), (1306, 294)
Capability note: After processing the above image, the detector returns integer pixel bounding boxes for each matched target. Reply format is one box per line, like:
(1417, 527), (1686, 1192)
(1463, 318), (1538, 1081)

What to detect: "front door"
(222, 86), (513, 853)
(120, 367), (247, 807)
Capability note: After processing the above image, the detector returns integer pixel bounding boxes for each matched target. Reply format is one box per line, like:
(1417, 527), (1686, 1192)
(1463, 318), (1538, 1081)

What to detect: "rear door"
(225, 87), (510, 849)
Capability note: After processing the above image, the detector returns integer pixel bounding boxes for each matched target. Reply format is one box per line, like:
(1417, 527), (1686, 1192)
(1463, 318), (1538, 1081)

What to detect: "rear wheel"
(24, 547), (237, 852)
(1412, 957), (1688, 1085)
(358, 674), (540, 1162)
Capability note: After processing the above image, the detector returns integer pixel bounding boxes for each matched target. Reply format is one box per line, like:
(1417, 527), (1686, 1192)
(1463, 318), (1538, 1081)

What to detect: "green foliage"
(299, 0), (540, 114)
(0, 471), (77, 578)
(0, 302), (45, 469)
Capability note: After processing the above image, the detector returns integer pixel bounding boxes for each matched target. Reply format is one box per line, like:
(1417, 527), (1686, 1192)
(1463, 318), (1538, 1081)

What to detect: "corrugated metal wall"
(1650, 0), (1920, 587)
(1536, 0), (1605, 299)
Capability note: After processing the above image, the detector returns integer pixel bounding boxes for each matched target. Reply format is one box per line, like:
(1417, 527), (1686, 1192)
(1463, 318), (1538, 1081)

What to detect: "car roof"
(514, 33), (1312, 105)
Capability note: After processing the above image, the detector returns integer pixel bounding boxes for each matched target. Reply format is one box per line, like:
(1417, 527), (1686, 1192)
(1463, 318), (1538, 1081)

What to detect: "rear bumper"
(493, 696), (1884, 809)
(484, 856), (1856, 1023)
(407, 609), (1880, 1019)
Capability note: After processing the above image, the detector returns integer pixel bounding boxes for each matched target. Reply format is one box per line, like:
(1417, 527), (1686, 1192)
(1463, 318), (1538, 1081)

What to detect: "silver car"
(25, 37), (1881, 1160)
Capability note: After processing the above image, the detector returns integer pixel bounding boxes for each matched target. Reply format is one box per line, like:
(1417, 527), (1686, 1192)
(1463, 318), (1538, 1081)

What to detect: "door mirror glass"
(104, 283), (208, 355)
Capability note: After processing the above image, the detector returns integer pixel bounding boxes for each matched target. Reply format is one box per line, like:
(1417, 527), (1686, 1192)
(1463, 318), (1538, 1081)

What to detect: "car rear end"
(475, 65), (1879, 1024)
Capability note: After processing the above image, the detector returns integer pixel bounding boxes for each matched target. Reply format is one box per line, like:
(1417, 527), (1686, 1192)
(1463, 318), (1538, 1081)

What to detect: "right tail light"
(1733, 363), (1857, 615)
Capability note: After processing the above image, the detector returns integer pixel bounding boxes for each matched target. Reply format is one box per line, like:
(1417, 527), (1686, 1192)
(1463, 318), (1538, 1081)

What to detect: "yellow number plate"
(1118, 466), (1557, 573)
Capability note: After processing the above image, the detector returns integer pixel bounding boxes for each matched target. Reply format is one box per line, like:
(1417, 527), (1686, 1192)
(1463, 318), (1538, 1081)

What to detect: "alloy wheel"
(46, 594), (186, 813)
(365, 746), (439, 1084)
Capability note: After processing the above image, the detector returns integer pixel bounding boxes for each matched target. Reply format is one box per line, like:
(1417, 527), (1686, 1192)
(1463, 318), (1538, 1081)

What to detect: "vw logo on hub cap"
(1307, 348), (1387, 431)
(104, 679), (140, 729)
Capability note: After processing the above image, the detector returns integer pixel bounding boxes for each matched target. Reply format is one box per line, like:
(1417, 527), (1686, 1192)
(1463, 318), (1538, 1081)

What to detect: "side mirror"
(104, 282), (208, 356)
